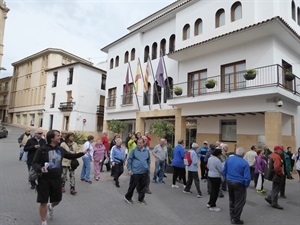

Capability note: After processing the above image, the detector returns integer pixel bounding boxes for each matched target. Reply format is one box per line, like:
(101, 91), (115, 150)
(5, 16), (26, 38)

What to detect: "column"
(265, 111), (282, 148)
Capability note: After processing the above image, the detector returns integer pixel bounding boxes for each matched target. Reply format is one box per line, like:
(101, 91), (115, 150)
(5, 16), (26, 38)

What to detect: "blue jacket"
(127, 147), (150, 174)
(111, 145), (126, 163)
(198, 146), (208, 158)
(223, 155), (251, 188)
(172, 144), (185, 168)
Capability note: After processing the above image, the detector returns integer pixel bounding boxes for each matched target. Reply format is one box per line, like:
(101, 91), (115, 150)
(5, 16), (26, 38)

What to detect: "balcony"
(96, 105), (104, 116)
(0, 86), (8, 94)
(121, 94), (133, 105)
(0, 100), (8, 106)
(106, 97), (116, 108)
(168, 64), (299, 104)
(58, 102), (74, 111)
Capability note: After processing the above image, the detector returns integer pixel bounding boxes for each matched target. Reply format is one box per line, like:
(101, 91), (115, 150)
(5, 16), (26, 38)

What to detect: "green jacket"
(282, 151), (292, 175)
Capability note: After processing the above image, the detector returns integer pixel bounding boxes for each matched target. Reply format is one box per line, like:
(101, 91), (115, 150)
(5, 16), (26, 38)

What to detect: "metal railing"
(96, 105), (104, 116)
(121, 94), (133, 105)
(106, 97), (116, 107)
(58, 102), (74, 111)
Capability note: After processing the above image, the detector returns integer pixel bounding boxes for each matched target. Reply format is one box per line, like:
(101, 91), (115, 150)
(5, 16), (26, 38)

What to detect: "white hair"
(236, 147), (245, 156)
(192, 143), (198, 148)
(115, 138), (122, 145)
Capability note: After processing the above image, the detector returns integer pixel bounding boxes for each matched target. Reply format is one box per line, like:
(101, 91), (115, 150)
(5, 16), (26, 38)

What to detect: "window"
(49, 115), (53, 130)
(115, 56), (119, 67)
(152, 43), (157, 60)
(153, 81), (161, 104)
(182, 24), (190, 40)
(188, 69), (207, 96)
(101, 75), (106, 90)
(110, 58), (114, 69)
(144, 46), (149, 63)
(50, 93), (55, 108)
(23, 114), (27, 126)
(122, 83), (133, 105)
(67, 68), (73, 85)
(221, 120), (236, 142)
(16, 115), (20, 124)
(216, 9), (225, 27)
(124, 51), (129, 63)
(160, 39), (166, 56)
(143, 83), (151, 106)
(298, 7), (300, 26)
(30, 114), (35, 126)
(231, 2), (242, 22)
(107, 88), (117, 107)
(164, 77), (173, 103)
(292, 1), (296, 21)
(131, 48), (135, 61)
(194, 19), (203, 36)
(52, 72), (57, 87)
(221, 60), (246, 92)
(169, 34), (175, 53)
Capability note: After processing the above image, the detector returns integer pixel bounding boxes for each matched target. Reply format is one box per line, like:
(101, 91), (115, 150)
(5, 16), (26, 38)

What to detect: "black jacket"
(24, 137), (47, 165)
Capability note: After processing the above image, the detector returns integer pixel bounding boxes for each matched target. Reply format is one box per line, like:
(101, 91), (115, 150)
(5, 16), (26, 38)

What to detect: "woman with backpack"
(292, 147), (300, 181)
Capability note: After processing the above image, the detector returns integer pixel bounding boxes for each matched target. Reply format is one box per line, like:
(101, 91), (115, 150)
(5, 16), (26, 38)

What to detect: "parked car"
(0, 124), (8, 138)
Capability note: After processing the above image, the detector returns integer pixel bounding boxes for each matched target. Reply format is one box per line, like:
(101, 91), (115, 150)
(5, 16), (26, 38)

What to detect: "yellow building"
(0, 76), (10, 122)
(0, 0), (9, 68)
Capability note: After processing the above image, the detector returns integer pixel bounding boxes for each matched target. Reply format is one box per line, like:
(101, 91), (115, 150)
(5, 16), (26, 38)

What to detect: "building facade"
(43, 62), (106, 133)
(0, 76), (10, 122)
(0, 0), (9, 68)
(8, 48), (92, 128)
(102, 0), (300, 150)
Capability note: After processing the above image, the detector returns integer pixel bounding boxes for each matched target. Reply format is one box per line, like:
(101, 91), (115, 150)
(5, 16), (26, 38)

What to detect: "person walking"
(223, 147), (251, 224)
(254, 149), (267, 193)
(80, 135), (94, 184)
(93, 138), (107, 181)
(111, 138), (126, 188)
(142, 135), (152, 194)
(198, 141), (209, 182)
(24, 128), (46, 189)
(265, 145), (285, 210)
(244, 145), (257, 183)
(101, 131), (110, 172)
(152, 138), (167, 183)
(183, 143), (202, 198)
(18, 128), (32, 161)
(207, 148), (223, 211)
(124, 138), (150, 205)
(292, 147), (300, 181)
(32, 130), (88, 225)
(172, 139), (186, 188)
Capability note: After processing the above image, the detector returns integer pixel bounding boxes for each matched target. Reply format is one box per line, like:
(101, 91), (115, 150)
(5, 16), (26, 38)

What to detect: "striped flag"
(135, 61), (141, 93)
(144, 62), (149, 92)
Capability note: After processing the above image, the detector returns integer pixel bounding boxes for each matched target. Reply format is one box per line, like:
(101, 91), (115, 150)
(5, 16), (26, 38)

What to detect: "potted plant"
(244, 69), (257, 80)
(173, 86), (182, 96)
(285, 69), (295, 82)
(205, 79), (217, 89)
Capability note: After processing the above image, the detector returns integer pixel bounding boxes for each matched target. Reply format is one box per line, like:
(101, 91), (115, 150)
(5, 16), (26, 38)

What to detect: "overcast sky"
(1, 0), (174, 78)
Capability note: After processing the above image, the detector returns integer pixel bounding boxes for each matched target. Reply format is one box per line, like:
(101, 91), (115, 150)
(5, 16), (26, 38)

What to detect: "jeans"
(227, 180), (247, 222)
(184, 171), (201, 195)
(125, 173), (148, 201)
(19, 146), (24, 160)
(208, 177), (221, 207)
(80, 156), (91, 181)
(153, 160), (165, 182)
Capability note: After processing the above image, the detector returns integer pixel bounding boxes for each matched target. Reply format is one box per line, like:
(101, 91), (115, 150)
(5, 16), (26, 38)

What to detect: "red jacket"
(101, 136), (110, 152)
(270, 152), (284, 176)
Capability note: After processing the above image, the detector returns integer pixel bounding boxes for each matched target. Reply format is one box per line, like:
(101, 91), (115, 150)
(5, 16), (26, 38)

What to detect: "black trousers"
(208, 177), (221, 207)
(125, 173), (148, 201)
(200, 157), (207, 179)
(185, 171), (201, 194)
(227, 180), (247, 222)
(280, 175), (286, 196)
(112, 163), (124, 182)
(172, 166), (186, 185)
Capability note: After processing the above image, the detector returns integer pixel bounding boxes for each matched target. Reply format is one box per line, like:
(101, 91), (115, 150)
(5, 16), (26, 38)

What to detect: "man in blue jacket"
(124, 138), (150, 205)
(223, 147), (250, 225)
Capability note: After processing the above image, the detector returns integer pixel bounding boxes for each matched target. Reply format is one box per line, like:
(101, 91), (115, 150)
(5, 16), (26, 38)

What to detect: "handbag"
(256, 173), (262, 190)
(71, 158), (80, 170)
(29, 167), (40, 182)
(104, 157), (109, 165)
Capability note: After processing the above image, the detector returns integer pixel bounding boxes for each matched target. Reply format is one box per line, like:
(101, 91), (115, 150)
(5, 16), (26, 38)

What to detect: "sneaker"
(256, 190), (263, 194)
(70, 189), (77, 195)
(183, 190), (192, 194)
(95, 177), (99, 181)
(260, 189), (266, 193)
(138, 199), (147, 205)
(124, 197), (133, 204)
(271, 205), (284, 210)
(172, 184), (179, 188)
(145, 189), (152, 194)
(115, 181), (120, 188)
(158, 180), (165, 184)
(183, 185), (186, 189)
(41, 221), (47, 225)
(85, 180), (92, 184)
(231, 219), (244, 224)
(47, 203), (53, 220)
(197, 194), (202, 198)
(264, 197), (272, 205)
(152, 179), (157, 183)
(209, 207), (221, 212)
(206, 204), (211, 208)
(80, 178), (85, 182)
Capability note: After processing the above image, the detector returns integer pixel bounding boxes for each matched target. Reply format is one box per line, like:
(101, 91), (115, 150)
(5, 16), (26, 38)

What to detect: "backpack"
(265, 156), (275, 181)
(184, 151), (192, 166)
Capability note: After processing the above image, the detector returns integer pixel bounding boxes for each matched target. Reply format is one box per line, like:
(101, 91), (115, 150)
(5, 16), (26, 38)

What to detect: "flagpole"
(148, 54), (162, 109)
(160, 50), (172, 101)
(128, 62), (141, 111)
(138, 58), (151, 110)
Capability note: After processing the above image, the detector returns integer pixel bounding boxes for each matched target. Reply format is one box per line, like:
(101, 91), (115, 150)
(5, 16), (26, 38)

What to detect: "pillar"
(175, 113), (186, 144)
(135, 112), (145, 134)
(265, 111), (282, 149)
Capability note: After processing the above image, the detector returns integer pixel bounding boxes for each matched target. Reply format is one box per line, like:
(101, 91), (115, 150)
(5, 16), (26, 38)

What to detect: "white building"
(101, 0), (300, 150)
(43, 62), (106, 133)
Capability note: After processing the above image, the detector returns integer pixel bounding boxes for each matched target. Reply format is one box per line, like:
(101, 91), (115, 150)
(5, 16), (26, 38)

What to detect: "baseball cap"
(203, 141), (208, 144)
(274, 145), (283, 151)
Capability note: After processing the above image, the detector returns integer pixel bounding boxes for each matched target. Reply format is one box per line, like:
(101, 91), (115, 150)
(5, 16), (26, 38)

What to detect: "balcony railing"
(106, 97), (116, 107)
(0, 100), (8, 106)
(58, 102), (74, 111)
(170, 64), (300, 99)
(121, 94), (133, 105)
(0, 86), (8, 93)
(96, 105), (104, 116)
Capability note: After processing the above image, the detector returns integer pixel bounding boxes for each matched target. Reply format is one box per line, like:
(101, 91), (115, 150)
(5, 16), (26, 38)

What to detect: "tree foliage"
(149, 120), (174, 138)
(107, 119), (128, 134)
(73, 131), (87, 145)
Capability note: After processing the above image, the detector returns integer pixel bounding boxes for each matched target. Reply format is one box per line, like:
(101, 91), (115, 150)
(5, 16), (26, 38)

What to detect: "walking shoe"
(80, 178), (85, 182)
(231, 219), (244, 224)
(85, 180), (92, 184)
(70, 189), (77, 195)
(209, 207), (221, 212)
(41, 220), (47, 225)
(152, 179), (157, 183)
(183, 190), (192, 194)
(271, 205), (284, 210)
(115, 181), (120, 188)
(30, 184), (36, 190)
(138, 199), (147, 205)
(145, 189), (152, 194)
(47, 203), (53, 220)
(172, 184), (179, 188)
(61, 187), (65, 193)
(95, 177), (99, 181)
(206, 204), (211, 208)
(163, 174), (167, 178)
(158, 180), (165, 184)
(197, 194), (202, 198)
(124, 197), (133, 204)
(264, 197), (272, 205)
(260, 189), (266, 193)
(280, 195), (287, 198)
(183, 185), (186, 189)
(218, 193), (224, 198)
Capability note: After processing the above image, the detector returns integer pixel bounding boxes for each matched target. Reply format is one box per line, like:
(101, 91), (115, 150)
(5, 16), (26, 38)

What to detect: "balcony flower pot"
(244, 69), (257, 80)
(174, 86), (182, 96)
(205, 79), (217, 89)
(285, 71), (295, 81)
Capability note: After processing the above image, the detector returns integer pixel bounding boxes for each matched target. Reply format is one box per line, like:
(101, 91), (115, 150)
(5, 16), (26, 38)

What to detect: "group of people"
(18, 128), (300, 225)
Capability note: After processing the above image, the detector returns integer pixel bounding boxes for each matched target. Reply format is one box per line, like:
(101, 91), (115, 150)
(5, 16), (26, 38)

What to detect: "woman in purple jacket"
(254, 149), (267, 193)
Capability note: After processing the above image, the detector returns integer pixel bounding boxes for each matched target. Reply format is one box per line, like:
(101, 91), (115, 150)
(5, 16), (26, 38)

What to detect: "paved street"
(0, 125), (299, 225)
